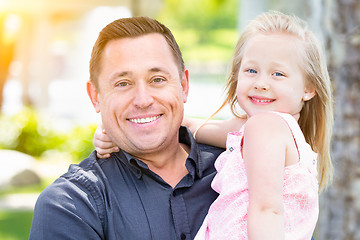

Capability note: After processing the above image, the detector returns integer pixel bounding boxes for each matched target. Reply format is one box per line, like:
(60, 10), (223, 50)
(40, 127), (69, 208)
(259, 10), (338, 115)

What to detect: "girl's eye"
(273, 72), (285, 77)
(246, 69), (257, 74)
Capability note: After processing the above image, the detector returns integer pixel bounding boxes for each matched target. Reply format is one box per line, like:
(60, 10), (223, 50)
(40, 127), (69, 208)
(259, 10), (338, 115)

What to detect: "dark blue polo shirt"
(29, 127), (224, 240)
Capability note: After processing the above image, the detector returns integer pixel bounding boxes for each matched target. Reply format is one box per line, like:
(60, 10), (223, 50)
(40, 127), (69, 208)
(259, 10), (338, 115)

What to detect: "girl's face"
(236, 32), (315, 119)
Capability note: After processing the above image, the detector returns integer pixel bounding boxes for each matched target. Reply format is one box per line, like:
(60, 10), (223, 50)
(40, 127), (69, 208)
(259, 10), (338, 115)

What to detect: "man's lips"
(127, 114), (162, 124)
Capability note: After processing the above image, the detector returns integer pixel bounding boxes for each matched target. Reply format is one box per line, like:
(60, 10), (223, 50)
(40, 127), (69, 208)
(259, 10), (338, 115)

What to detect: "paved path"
(0, 193), (38, 210)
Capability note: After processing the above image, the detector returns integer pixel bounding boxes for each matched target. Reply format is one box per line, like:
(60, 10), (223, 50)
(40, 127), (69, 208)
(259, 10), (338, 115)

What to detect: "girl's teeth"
(254, 98), (271, 103)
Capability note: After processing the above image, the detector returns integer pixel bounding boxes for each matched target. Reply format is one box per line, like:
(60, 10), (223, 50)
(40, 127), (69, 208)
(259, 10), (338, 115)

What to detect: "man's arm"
(29, 177), (104, 239)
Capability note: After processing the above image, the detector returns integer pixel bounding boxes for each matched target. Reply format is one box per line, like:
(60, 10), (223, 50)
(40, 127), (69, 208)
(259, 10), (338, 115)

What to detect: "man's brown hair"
(89, 16), (185, 89)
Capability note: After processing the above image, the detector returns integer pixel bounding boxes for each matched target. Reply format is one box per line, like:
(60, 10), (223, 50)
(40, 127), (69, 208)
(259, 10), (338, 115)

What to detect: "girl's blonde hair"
(214, 11), (334, 191)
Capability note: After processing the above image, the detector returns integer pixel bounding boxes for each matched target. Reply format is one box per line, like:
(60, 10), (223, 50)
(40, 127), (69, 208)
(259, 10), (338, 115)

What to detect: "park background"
(0, 0), (359, 239)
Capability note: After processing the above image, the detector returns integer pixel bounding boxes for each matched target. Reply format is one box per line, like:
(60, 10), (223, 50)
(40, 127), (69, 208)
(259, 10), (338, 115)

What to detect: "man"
(29, 16), (223, 239)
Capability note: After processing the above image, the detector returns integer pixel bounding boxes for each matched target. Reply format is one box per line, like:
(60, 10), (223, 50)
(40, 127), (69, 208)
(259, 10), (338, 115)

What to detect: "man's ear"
(87, 80), (101, 113)
(181, 68), (190, 103)
(303, 84), (316, 101)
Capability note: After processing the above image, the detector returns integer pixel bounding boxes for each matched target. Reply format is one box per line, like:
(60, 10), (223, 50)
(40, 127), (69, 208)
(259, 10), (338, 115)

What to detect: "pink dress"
(195, 112), (319, 240)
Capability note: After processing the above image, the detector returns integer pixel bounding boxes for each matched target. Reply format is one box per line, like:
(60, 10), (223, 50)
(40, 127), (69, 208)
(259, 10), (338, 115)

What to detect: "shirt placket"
(170, 188), (190, 240)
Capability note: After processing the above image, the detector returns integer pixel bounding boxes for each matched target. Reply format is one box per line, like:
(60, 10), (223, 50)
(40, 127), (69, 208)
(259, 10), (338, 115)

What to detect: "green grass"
(0, 210), (33, 240)
(0, 182), (52, 239)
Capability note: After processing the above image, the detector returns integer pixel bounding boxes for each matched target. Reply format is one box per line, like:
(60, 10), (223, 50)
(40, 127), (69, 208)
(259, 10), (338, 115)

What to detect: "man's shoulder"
(61, 151), (102, 183)
(39, 151), (106, 200)
(31, 151), (109, 239)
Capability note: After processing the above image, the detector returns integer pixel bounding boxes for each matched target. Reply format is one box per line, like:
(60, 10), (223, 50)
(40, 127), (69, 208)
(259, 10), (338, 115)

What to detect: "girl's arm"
(93, 124), (119, 159)
(243, 113), (290, 239)
(182, 117), (246, 149)
(96, 116), (246, 158)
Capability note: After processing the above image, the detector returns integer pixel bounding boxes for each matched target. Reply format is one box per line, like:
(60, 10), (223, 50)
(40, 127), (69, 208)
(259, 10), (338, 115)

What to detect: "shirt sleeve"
(29, 176), (104, 239)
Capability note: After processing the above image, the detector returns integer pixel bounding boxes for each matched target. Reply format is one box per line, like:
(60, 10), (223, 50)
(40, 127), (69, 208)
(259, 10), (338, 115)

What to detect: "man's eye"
(153, 78), (164, 83)
(116, 82), (129, 87)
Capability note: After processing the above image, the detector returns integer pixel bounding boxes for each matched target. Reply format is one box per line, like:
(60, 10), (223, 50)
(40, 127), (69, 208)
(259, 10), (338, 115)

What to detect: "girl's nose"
(253, 77), (270, 91)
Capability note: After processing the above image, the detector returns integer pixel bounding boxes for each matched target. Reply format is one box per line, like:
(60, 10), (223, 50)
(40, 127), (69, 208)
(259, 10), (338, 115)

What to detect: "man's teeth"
(129, 115), (160, 124)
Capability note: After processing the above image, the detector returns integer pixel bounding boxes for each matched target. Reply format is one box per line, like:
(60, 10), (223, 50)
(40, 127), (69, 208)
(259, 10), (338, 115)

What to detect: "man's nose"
(133, 84), (154, 108)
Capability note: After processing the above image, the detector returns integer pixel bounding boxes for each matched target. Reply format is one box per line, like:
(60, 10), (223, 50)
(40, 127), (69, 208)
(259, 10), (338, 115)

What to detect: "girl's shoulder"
(244, 112), (295, 143)
(245, 111), (290, 129)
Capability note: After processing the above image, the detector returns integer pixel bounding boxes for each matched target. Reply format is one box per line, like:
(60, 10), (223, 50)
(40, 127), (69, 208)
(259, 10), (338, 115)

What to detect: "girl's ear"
(303, 84), (316, 101)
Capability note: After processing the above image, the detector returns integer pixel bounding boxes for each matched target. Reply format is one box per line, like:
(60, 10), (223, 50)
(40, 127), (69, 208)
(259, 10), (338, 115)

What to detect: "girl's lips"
(249, 96), (275, 104)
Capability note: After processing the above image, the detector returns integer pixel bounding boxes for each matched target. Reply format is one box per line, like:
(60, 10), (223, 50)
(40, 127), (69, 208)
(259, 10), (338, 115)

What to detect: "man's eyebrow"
(109, 68), (172, 81)
(149, 67), (171, 75)
(109, 71), (131, 81)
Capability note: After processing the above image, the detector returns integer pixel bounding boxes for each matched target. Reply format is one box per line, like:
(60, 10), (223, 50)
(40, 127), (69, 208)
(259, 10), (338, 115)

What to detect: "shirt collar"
(179, 126), (201, 178)
(114, 126), (204, 179)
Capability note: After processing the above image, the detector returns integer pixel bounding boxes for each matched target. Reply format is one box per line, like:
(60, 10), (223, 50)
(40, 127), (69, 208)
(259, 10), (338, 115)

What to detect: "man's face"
(87, 33), (189, 160)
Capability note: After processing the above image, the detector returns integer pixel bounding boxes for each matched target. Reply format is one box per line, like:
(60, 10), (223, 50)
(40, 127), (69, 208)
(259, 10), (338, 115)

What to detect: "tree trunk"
(316, 0), (360, 239)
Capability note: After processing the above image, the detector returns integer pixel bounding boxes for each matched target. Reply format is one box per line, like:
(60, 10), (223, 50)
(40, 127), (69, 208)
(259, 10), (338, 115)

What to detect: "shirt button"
(180, 233), (186, 240)
(229, 147), (234, 152)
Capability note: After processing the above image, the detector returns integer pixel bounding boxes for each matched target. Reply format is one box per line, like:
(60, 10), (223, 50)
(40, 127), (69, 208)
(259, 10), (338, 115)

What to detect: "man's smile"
(127, 114), (162, 124)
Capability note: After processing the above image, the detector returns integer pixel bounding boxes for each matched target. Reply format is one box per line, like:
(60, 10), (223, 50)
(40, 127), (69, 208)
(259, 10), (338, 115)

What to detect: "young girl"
(94, 11), (333, 239)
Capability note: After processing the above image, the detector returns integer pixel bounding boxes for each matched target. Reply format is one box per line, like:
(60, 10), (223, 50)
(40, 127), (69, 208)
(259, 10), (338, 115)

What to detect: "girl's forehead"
(246, 32), (302, 50)
(241, 32), (304, 63)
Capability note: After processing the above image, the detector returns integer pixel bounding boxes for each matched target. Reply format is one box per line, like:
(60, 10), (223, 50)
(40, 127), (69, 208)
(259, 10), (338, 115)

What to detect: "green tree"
(159, 0), (238, 43)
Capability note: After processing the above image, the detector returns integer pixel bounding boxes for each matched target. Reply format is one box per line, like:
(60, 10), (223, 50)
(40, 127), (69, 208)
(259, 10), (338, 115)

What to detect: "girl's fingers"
(93, 138), (115, 149)
(95, 145), (120, 159)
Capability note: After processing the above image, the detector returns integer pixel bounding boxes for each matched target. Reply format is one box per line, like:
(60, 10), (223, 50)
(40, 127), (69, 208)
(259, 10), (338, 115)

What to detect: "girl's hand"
(93, 124), (119, 159)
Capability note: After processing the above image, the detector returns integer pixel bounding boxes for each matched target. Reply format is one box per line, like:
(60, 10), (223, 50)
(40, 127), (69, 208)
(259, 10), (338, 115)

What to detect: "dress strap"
(272, 112), (318, 174)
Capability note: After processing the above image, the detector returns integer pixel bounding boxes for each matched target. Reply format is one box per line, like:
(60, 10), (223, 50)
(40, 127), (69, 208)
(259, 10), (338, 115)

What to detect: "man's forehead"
(101, 35), (181, 73)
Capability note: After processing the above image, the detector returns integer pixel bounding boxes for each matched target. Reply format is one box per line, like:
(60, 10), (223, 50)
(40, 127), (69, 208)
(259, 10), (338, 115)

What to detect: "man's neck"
(137, 143), (190, 188)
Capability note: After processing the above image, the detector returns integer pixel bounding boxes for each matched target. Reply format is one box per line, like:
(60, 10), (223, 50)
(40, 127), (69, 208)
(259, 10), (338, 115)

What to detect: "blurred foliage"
(59, 124), (97, 161)
(158, 0), (239, 63)
(0, 107), (96, 162)
(159, 0), (238, 30)
(173, 28), (238, 62)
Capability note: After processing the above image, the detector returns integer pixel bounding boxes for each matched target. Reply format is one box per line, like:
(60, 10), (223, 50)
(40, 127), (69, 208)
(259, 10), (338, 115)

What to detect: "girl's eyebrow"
(241, 59), (257, 65)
